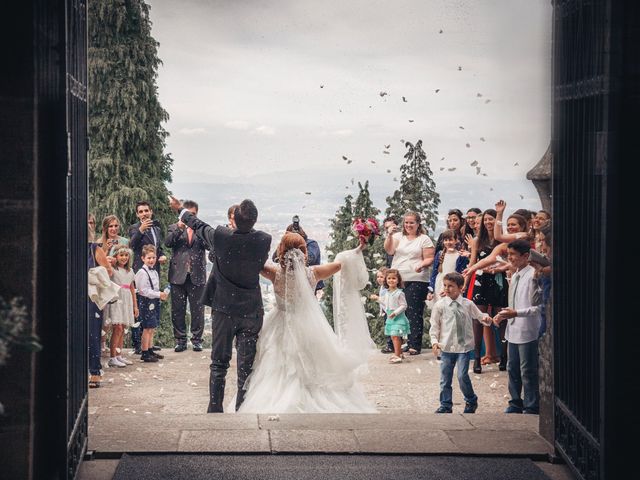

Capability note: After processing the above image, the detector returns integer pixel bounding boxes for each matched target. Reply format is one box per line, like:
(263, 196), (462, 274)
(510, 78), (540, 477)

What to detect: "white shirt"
(379, 289), (407, 317)
(429, 295), (486, 353)
(505, 264), (542, 344)
(134, 265), (160, 299)
(390, 233), (434, 282)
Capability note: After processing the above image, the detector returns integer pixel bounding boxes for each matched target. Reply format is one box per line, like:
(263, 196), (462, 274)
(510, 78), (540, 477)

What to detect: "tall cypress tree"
(88, 0), (173, 228)
(385, 140), (440, 232)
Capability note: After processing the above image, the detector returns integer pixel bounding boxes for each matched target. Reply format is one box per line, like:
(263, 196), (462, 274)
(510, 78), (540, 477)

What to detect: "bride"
(236, 232), (377, 414)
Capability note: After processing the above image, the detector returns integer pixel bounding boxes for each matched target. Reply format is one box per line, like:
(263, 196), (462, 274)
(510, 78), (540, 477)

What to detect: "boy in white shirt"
(135, 245), (169, 363)
(430, 272), (492, 413)
(493, 239), (542, 414)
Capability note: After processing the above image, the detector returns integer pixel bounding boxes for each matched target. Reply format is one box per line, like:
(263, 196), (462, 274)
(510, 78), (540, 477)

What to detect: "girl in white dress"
(236, 232), (377, 414)
(104, 245), (138, 367)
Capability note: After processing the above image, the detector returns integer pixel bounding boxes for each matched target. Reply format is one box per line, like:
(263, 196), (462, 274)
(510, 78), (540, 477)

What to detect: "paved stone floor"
(89, 347), (512, 416)
(84, 348), (576, 478)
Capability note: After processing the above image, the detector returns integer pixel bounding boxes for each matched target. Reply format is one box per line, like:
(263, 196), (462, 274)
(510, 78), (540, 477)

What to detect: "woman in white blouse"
(384, 211), (435, 355)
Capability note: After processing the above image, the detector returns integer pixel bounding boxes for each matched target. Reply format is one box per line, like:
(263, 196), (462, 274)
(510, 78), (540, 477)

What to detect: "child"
(105, 245), (138, 367)
(135, 245), (169, 363)
(373, 269), (410, 364)
(430, 272), (492, 413)
(370, 267), (394, 354)
(427, 229), (470, 307)
(493, 239), (542, 414)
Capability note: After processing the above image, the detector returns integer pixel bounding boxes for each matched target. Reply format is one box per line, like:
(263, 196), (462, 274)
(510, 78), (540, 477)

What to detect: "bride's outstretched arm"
(312, 262), (342, 281)
(260, 263), (278, 282)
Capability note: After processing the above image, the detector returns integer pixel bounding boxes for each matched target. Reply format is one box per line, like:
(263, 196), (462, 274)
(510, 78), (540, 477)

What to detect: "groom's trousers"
(208, 311), (263, 413)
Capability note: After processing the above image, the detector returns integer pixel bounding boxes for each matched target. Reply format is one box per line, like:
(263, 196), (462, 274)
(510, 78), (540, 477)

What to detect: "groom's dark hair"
(234, 199), (258, 232)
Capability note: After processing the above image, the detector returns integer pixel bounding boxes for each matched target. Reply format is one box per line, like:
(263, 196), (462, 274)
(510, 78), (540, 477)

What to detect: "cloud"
(178, 127), (206, 136)
(254, 125), (276, 136)
(224, 120), (251, 130)
(331, 129), (353, 136)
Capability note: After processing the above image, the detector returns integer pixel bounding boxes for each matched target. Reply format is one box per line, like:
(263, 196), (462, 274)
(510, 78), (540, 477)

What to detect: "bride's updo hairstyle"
(277, 232), (308, 268)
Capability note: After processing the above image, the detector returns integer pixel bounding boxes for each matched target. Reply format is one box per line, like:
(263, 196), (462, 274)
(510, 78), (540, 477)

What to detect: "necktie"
(150, 226), (158, 247)
(508, 273), (520, 324)
(187, 227), (193, 244)
(508, 273), (520, 308)
(450, 300), (466, 348)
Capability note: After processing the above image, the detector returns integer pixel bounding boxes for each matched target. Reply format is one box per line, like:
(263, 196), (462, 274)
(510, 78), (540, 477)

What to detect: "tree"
(385, 140), (440, 232)
(386, 140), (441, 350)
(88, 0), (174, 228)
(88, 0), (175, 346)
(323, 182), (387, 345)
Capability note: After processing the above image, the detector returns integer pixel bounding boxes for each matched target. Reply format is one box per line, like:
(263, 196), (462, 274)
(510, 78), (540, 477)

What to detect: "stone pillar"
(527, 144), (554, 446)
(538, 292), (554, 445)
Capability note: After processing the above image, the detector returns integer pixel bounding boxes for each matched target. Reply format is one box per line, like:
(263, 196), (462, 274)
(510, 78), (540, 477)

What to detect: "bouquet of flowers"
(352, 217), (381, 245)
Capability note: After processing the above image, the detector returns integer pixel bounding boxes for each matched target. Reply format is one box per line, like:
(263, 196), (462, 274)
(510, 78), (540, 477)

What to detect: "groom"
(169, 196), (271, 412)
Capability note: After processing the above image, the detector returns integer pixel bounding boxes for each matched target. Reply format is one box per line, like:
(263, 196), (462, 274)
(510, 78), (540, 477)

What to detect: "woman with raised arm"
(493, 200), (533, 244)
(384, 211), (435, 355)
(236, 232), (376, 413)
(466, 209), (509, 372)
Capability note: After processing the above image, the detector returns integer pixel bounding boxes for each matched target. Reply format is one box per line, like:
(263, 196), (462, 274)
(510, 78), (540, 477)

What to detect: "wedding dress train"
(236, 249), (377, 414)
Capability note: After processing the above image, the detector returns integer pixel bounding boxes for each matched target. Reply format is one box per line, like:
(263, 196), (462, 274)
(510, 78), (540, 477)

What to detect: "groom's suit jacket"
(180, 210), (271, 317)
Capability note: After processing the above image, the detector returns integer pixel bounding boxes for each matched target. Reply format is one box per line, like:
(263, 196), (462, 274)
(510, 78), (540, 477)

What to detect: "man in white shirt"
(494, 239), (542, 414)
(430, 272), (492, 413)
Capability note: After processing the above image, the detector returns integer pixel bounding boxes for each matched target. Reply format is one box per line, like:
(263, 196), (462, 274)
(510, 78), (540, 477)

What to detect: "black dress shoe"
(192, 343), (203, 352)
(435, 406), (453, 413)
(499, 356), (507, 371)
(473, 358), (482, 374)
(142, 354), (158, 363)
(151, 345), (162, 351)
(463, 402), (478, 414)
(151, 351), (164, 359)
(174, 344), (187, 353)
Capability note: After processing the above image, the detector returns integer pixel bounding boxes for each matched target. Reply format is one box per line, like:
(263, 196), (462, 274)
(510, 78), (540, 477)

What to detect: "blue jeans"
(507, 340), (539, 413)
(88, 300), (103, 375)
(439, 351), (478, 409)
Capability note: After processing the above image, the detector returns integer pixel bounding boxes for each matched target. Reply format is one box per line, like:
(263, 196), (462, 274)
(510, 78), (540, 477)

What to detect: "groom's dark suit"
(180, 210), (271, 412)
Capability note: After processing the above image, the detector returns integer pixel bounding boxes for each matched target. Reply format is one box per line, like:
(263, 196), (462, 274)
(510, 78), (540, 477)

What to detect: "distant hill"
(169, 167), (541, 254)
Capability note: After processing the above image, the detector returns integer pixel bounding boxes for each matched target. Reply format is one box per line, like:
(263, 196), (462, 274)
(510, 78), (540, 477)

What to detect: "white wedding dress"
(236, 249), (377, 414)
(333, 248), (378, 370)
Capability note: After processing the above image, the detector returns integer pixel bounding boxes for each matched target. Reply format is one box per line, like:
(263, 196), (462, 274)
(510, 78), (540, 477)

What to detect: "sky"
(146, 0), (553, 247)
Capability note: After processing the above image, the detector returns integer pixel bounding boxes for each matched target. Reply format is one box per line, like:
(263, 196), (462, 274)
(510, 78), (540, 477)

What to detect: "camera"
(292, 215), (300, 232)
